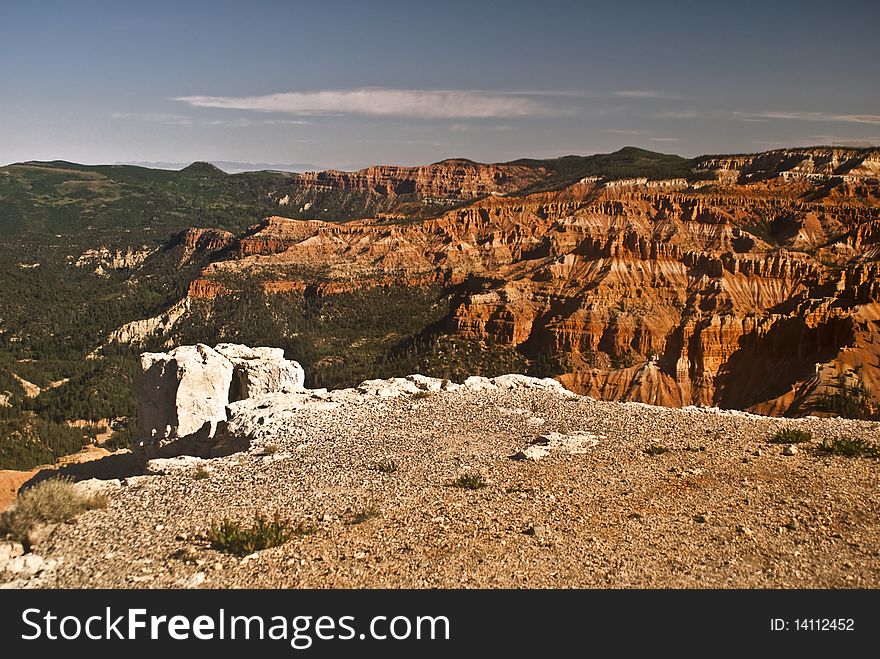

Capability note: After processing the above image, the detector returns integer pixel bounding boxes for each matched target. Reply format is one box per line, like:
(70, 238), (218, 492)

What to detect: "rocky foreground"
(2, 353), (879, 588)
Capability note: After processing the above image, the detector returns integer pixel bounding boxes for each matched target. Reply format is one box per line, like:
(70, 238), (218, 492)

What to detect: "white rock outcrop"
(356, 377), (423, 397)
(214, 343), (305, 400)
(134, 344), (234, 442)
(107, 298), (192, 347)
(133, 343), (306, 455)
(510, 431), (602, 461)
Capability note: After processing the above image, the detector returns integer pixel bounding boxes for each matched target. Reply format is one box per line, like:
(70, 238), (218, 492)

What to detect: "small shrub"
(610, 351), (638, 369)
(193, 466), (211, 480)
(346, 506), (381, 525)
(644, 445), (669, 455)
(257, 443), (279, 456)
(411, 390), (433, 399)
(207, 513), (292, 556)
(816, 372), (878, 420)
(0, 478), (108, 544)
(375, 459), (398, 473)
(817, 437), (880, 459)
(769, 428), (812, 444)
(451, 472), (487, 490)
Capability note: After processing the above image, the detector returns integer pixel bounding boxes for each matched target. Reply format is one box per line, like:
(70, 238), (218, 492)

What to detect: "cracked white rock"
(464, 376), (495, 391)
(515, 445), (552, 461)
(406, 374), (460, 392)
(513, 431), (602, 460)
(2, 553), (55, 578)
(133, 344), (306, 454)
(357, 378), (422, 397)
(492, 374), (565, 391)
(0, 541), (25, 564)
(538, 431), (602, 453)
(135, 344), (234, 442)
(214, 343), (305, 400)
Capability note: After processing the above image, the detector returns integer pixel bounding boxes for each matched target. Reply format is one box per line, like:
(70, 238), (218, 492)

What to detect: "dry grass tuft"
(0, 478), (108, 544)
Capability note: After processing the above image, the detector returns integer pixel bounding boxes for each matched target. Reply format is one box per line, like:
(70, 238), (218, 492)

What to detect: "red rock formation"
(267, 159), (548, 218)
(280, 159), (544, 198)
(168, 228), (235, 265)
(187, 279), (228, 299)
(166, 147), (880, 416)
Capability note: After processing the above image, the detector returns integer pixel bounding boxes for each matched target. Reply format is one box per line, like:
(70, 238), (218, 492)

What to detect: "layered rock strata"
(268, 159), (547, 216)
(114, 147), (880, 416)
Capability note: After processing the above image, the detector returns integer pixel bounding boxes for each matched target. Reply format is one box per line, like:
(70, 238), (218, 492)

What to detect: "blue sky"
(1, 0), (878, 170)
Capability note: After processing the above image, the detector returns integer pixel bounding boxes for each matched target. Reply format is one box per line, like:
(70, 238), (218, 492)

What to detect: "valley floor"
(2, 383), (879, 588)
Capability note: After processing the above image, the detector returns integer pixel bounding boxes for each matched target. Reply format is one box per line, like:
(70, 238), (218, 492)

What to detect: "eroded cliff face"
(74, 246), (155, 274)
(267, 159), (547, 218)
(693, 146), (880, 184)
(167, 228), (235, 266)
(291, 160), (543, 197)
(121, 147), (880, 416)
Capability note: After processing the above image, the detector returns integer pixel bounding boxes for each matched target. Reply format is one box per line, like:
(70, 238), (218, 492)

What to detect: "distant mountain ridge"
(115, 160), (323, 173)
(3, 145), (877, 233)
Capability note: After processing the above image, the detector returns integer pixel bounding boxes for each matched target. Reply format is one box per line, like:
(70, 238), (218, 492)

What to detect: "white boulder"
(357, 377), (421, 397)
(464, 376), (496, 391)
(492, 374), (566, 390)
(510, 431), (602, 461)
(405, 374), (461, 392)
(214, 343), (305, 401)
(133, 344), (306, 454)
(1, 553), (53, 578)
(0, 541), (25, 564)
(134, 344), (234, 442)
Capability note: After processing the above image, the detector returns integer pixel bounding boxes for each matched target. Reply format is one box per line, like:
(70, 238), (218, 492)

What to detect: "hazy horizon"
(5, 140), (880, 175)
(2, 0), (878, 169)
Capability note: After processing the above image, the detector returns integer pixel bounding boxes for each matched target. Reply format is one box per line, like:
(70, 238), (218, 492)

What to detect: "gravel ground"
(3, 382), (879, 589)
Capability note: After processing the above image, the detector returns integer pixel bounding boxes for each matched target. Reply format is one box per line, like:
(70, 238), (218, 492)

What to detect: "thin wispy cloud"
(112, 113), (310, 128)
(263, 119), (310, 125)
(654, 110), (701, 119)
(649, 137), (680, 142)
(111, 112), (193, 125)
(807, 135), (880, 147)
(208, 118), (311, 127)
(356, 139), (447, 146)
(491, 89), (598, 98)
(606, 129), (646, 135)
(739, 111), (880, 124)
(207, 118), (254, 127)
(173, 88), (562, 118)
(449, 123), (513, 132)
(613, 90), (678, 99)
